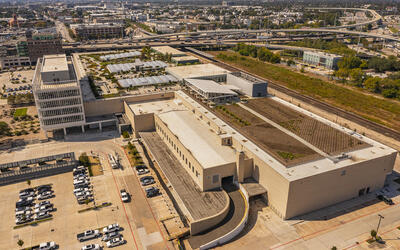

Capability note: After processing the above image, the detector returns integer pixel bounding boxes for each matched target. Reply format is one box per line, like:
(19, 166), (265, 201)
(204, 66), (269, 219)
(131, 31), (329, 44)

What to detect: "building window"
(196, 171), (199, 177)
(341, 170), (346, 176)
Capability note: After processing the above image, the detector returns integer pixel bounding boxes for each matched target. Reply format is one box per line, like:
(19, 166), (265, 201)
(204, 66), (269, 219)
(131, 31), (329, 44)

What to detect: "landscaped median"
(13, 217), (53, 229)
(213, 51), (400, 131)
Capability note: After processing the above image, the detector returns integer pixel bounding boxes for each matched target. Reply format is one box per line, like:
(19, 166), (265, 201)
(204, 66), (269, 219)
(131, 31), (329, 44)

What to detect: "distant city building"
(70, 23), (124, 40)
(303, 51), (342, 70)
(25, 33), (64, 64)
(33, 54), (86, 136)
(0, 56), (30, 69)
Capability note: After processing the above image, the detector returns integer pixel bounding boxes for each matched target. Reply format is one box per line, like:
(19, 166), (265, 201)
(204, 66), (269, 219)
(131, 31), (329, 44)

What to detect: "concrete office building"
(125, 91), (397, 219)
(70, 23), (124, 40)
(33, 54), (86, 136)
(226, 72), (267, 97)
(172, 55), (199, 65)
(17, 33), (64, 64)
(303, 51), (342, 70)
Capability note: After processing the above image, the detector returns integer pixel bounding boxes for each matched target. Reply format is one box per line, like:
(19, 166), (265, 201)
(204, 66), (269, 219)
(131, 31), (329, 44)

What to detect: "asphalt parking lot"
(0, 134), (180, 249)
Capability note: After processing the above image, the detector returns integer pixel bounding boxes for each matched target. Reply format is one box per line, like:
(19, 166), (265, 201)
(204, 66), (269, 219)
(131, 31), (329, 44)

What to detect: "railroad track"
(184, 48), (400, 142)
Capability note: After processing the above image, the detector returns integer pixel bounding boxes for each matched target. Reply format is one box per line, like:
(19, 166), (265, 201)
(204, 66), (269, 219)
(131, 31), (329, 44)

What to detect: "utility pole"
(376, 214), (384, 235)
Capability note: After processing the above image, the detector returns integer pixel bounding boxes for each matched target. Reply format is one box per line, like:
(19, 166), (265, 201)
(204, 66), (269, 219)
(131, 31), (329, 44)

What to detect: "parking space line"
(120, 144), (171, 250)
(109, 161), (139, 250)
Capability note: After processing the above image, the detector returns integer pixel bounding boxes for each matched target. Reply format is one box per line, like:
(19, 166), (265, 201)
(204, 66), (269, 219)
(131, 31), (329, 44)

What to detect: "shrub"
(79, 153), (90, 167)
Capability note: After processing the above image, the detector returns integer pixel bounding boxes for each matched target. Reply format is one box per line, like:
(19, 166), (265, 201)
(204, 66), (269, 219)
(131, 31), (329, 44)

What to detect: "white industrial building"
(184, 78), (238, 103)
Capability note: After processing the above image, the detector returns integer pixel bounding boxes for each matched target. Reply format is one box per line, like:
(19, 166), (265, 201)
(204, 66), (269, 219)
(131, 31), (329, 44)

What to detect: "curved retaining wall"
(199, 183), (249, 250)
(190, 190), (230, 235)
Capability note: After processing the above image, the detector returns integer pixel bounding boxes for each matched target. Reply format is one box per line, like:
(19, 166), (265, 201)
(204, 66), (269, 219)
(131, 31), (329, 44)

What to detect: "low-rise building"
(172, 55), (200, 65)
(152, 46), (187, 57)
(70, 23), (124, 40)
(226, 72), (267, 97)
(303, 51), (342, 70)
(184, 78), (238, 103)
(0, 56), (31, 69)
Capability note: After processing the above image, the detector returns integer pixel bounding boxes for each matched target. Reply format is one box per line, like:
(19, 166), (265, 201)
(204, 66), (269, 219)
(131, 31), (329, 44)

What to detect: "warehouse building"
(167, 63), (268, 97)
(125, 91), (397, 220)
(184, 78), (238, 103)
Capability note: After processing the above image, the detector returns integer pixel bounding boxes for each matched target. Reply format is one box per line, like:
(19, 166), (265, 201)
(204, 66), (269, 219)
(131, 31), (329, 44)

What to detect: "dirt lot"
(245, 98), (370, 155)
(214, 103), (321, 166)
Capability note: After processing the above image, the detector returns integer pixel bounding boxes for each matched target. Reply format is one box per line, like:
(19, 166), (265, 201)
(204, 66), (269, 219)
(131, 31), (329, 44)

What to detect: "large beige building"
(125, 91), (397, 219)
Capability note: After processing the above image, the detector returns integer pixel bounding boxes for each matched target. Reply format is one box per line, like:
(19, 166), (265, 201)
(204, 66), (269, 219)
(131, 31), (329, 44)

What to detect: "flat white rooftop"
(152, 46), (186, 57)
(42, 54), (68, 73)
(128, 99), (236, 169)
(173, 55), (199, 62)
(158, 109), (237, 168)
(185, 78), (237, 95)
(166, 63), (230, 80)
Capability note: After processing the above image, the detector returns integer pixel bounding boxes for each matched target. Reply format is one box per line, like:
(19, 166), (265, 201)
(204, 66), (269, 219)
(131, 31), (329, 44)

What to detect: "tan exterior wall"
(285, 152), (397, 219)
(134, 113), (155, 134)
(190, 190), (230, 235)
(154, 114), (236, 191)
(84, 92), (174, 117)
(154, 115), (205, 190)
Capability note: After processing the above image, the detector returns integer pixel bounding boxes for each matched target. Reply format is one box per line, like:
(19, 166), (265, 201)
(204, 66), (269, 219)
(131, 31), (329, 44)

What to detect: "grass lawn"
(214, 51), (400, 131)
(14, 108), (27, 117)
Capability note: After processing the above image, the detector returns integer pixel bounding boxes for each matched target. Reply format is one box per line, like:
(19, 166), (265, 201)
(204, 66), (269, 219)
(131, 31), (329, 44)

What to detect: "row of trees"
(233, 43), (281, 64)
(334, 55), (400, 99)
(289, 39), (356, 56)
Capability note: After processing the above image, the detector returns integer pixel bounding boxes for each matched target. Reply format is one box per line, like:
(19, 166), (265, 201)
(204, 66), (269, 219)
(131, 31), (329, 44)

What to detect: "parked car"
(34, 205), (54, 214)
(140, 176), (155, 186)
(135, 165), (149, 175)
(74, 187), (90, 194)
(106, 236), (125, 248)
(77, 196), (93, 204)
(81, 243), (100, 250)
(38, 191), (54, 200)
(120, 189), (130, 202)
(145, 186), (160, 198)
(36, 184), (52, 191)
(34, 211), (52, 220)
(34, 201), (51, 209)
(76, 230), (100, 242)
(15, 206), (32, 213)
(15, 215), (33, 224)
(16, 199), (33, 208)
(20, 191), (36, 199)
(38, 241), (56, 250)
(377, 194), (394, 205)
(75, 191), (92, 198)
(16, 210), (33, 218)
(102, 231), (121, 241)
(102, 223), (120, 234)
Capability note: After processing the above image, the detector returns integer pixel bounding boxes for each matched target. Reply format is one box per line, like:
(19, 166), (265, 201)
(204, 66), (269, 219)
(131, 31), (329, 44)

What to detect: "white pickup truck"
(76, 230), (100, 242)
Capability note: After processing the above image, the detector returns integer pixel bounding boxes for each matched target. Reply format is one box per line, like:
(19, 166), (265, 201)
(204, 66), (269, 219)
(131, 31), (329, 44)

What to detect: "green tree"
(338, 56), (362, 69)
(364, 77), (382, 93)
(371, 229), (377, 239)
(349, 68), (364, 86)
(79, 153), (90, 167)
(17, 239), (24, 247)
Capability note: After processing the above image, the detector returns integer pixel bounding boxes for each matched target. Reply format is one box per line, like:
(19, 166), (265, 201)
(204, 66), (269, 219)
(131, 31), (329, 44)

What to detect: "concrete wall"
(0, 163), (77, 186)
(203, 162), (237, 190)
(134, 113), (155, 133)
(285, 152), (397, 219)
(190, 190), (230, 235)
(84, 92), (174, 117)
(226, 73), (267, 97)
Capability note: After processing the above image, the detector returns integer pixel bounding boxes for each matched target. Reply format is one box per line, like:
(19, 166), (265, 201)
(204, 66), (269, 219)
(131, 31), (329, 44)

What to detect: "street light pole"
(376, 214), (384, 235)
